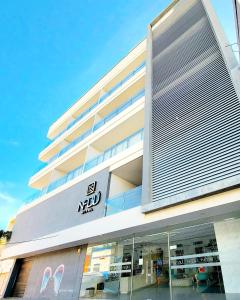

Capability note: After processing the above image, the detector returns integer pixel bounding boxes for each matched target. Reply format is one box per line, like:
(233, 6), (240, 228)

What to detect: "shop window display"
(79, 239), (133, 299)
(170, 223), (225, 300)
(79, 223), (227, 300)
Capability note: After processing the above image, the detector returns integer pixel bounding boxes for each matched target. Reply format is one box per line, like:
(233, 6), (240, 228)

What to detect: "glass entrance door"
(169, 223), (226, 300)
(79, 223), (228, 300)
(132, 233), (171, 300)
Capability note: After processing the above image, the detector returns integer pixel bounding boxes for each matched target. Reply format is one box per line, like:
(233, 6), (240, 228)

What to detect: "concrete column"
(214, 218), (240, 299)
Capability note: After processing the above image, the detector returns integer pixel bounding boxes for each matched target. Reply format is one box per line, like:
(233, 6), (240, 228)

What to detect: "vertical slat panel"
(148, 0), (240, 207)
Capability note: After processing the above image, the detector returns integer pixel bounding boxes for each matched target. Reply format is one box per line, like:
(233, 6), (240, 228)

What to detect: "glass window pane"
(103, 149), (112, 161)
(80, 238), (133, 299)
(170, 223), (225, 300)
(128, 132), (141, 147)
(105, 196), (124, 216)
(123, 186), (141, 210)
(132, 233), (170, 300)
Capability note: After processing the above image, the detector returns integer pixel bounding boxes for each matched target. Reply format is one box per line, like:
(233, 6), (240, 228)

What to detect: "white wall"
(214, 218), (240, 297)
(108, 174), (135, 198)
(0, 259), (15, 298)
(49, 169), (66, 183)
(85, 145), (101, 160)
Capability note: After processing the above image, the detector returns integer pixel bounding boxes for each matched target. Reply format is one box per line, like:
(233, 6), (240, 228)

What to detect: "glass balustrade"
(47, 89), (145, 163)
(48, 62), (145, 142)
(105, 185), (142, 216)
(93, 89), (144, 132)
(30, 128), (144, 200)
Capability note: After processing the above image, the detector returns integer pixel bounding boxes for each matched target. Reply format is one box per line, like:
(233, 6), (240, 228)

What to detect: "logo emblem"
(40, 264), (64, 295)
(78, 181), (101, 214)
(86, 181), (97, 196)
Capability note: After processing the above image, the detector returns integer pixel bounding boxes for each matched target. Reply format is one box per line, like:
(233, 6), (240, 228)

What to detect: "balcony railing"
(48, 89), (145, 162)
(48, 62), (145, 143)
(105, 185), (142, 216)
(31, 128), (144, 201)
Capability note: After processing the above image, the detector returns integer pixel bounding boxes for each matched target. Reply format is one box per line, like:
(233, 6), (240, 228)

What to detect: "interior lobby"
(79, 221), (234, 300)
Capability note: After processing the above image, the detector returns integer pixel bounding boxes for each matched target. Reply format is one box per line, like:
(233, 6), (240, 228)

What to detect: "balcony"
(48, 89), (145, 164)
(30, 97), (144, 189)
(105, 185), (142, 216)
(49, 62), (145, 143)
(31, 129), (143, 201)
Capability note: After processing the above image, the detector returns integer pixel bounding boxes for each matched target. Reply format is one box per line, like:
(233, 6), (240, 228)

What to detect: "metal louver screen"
(148, 0), (240, 208)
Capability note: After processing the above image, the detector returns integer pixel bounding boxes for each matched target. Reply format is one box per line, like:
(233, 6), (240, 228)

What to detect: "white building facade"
(1, 0), (240, 299)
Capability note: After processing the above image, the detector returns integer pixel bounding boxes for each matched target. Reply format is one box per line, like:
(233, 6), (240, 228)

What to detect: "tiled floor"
(80, 285), (227, 300)
(133, 286), (226, 300)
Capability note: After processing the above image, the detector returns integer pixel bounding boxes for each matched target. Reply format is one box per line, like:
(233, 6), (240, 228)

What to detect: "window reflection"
(80, 239), (133, 299)
(79, 223), (229, 300)
(170, 223), (225, 299)
(132, 233), (170, 300)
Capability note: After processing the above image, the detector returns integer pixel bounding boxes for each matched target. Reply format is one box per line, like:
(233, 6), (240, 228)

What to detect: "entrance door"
(132, 233), (171, 300)
(169, 223), (225, 300)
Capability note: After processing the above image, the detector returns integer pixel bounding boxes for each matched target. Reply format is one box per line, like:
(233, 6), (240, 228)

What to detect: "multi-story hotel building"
(1, 0), (240, 299)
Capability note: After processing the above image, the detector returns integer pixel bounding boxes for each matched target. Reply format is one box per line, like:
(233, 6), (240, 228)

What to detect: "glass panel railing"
(93, 89), (144, 132)
(97, 62), (145, 105)
(58, 128), (92, 157)
(49, 89), (145, 162)
(33, 129), (143, 200)
(48, 154), (59, 163)
(49, 62), (145, 142)
(105, 185), (142, 216)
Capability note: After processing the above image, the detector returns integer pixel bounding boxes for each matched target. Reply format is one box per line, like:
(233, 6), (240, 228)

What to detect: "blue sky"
(0, 0), (237, 228)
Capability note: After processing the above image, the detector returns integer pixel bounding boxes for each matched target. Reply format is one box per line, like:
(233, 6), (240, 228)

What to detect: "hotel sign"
(77, 181), (102, 214)
(11, 169), (109, 242)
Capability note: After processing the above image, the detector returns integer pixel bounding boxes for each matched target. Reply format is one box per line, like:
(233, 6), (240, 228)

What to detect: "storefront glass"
(132, 233), (170, 300)
(79, 223), (228, 300)
(170, 223), (225, 300)
(79, 238), (133, 299)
